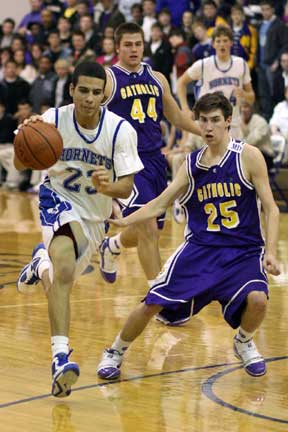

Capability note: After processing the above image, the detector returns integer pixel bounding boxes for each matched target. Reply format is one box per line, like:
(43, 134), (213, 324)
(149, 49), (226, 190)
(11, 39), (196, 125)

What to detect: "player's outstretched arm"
(109, 161), (189, 227)
(154, 71), (201, 136)
(243, 145), (281, 276)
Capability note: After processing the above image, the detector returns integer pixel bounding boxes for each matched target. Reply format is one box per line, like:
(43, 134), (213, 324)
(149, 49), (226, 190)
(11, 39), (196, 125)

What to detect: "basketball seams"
(27, 123), (58, 160)
(18, 128), (46, 169)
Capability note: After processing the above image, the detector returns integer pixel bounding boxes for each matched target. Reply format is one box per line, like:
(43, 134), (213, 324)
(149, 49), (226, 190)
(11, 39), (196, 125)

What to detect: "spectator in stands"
(98, 0), (125, 36)
(273, 50), (288, 105)
(270, 86), (288, 151)
(43, 30), (72, 65)
(157, 8), (175, 37)
(43, 0), (64, 20)
(156, 0), (193, 27)
(118, 0), (142, 22)
(200, 0), (227, 38)
(147, 22), (174, 85)
(0, 47), (13, 80)
(51, 59), (72, 107)
(191, 19), (214, 61)
(130, 3), (143, 26)
(41, 8), (57, 42)
(11, 35), (32, 65)
(63, 0), (78, 26)
(14, 48), (38, 83)
(230, 4), (257, 71)
(0, 18), (16, 49)
(79, 14), (101, 54)
(180, 10), (195, 45)
(0, 60), (30, 114)
(17, 0), (43, 34)
(29, 55), (56, 113)
(0, 99), (18, 189)
(74, 1), (92, 28)
(30, 43), (44, 70)
(240, 101), (274, 170)
(96, 37), (118, 66)
(25, 21), (45, 46)
(169, 29), (192, 79)
(57, 16), (72, 48)
(258, 0), (288, 120)
(70, 30), (96, 66)
(142, 0), (157, 42)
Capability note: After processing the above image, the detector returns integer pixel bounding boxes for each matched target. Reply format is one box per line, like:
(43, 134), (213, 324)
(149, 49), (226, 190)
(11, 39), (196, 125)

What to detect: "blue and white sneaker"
(99, 238), (120, 284)
(233, 336), (266, 377)
(97, 348), (123, 380)
(52, 350), (80, 398)
(17, 243), (49, 293)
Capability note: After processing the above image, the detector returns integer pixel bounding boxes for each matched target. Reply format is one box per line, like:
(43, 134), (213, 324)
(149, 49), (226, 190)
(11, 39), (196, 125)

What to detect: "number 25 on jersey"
(130, 97), (157, 123)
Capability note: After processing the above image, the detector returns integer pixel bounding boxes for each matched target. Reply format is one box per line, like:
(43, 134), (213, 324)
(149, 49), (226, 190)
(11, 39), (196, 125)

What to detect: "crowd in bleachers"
(0, 0), (288, 194)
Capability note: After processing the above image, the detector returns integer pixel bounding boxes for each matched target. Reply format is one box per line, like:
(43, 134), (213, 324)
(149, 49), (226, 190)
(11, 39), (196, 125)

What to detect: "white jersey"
(187, 55), (251, 133)
(42, 104), (143, 222)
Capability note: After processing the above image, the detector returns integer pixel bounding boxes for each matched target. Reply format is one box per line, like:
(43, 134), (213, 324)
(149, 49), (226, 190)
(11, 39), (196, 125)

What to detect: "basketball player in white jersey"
(177, 25), (255, 139)
(14, 62), (143, 398)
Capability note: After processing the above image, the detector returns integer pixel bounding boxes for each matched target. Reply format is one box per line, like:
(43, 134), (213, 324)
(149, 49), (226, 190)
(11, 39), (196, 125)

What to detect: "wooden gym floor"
(0, 189), (287, 432)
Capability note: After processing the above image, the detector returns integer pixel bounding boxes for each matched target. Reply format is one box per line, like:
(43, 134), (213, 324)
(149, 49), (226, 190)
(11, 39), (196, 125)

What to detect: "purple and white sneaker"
(99, 238), (120, 284)
(233, 336), (266, 377)
(17, 243), (49, 293)
(52, 350), (80, 398)
(97, 348), (123, 380)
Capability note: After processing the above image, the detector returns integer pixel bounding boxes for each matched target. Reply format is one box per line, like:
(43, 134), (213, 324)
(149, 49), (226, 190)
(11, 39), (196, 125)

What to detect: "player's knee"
(136, 219), (159, 242)
(142, 303), (162, 318)
(247, 291), (267, 314)
(49, 242), (76, 284)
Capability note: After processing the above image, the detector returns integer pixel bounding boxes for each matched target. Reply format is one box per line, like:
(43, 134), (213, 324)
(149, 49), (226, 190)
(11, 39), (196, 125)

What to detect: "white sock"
(111, 333), (130, 354)
(51, 336), (69, 357)
(109, 233), (122, 253)
(236, 327), (255, 343)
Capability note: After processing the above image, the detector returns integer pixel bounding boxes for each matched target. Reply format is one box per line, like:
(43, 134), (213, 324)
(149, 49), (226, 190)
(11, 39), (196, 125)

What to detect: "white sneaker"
(233, 336), (266, 377)
(173, 200), (185, 224)
(99, 238), (120, 283)
(97, 348), (123, 380)
(17, 243), (50, 293)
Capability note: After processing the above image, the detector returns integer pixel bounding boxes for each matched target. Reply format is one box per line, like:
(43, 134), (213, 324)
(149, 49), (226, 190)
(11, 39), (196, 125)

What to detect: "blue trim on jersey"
(111, 119), (125, 181)
(55, 108), (59, 128)
(72, 107), (106, 144)
(214, 55), (233, 73)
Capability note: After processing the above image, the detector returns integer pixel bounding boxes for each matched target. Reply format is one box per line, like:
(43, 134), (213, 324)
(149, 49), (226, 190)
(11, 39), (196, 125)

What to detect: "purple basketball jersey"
(180, 139), (264, 247)
(105, 63), (164, 155)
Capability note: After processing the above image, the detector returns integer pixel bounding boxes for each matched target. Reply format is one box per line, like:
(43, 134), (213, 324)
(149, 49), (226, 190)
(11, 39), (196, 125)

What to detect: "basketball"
(14, 121), (63, 170)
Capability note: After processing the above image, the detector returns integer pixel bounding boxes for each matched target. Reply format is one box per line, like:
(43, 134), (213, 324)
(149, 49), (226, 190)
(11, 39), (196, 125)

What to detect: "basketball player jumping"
(15, 62), (143, 397)
(97, 92), (280, 380)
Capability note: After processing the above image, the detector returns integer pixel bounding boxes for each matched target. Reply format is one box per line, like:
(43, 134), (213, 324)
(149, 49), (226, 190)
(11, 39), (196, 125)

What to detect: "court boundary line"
(202, 355), (288, 424)
(0, 360), (239, 409)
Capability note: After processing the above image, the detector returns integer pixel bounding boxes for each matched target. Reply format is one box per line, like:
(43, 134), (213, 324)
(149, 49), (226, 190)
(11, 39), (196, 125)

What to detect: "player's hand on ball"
(92, 165), (111, 194)
(18, 115), (43, 129)
(263, 254), (281, 276)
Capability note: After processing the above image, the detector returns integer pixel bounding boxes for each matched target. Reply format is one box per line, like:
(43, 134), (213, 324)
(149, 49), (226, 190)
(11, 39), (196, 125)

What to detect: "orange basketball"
(14, 121), (63, 170)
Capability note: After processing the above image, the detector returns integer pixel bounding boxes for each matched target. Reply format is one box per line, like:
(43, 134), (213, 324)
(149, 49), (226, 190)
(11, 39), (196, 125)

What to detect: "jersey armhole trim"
(111, 119), (125, 181)
(102, 68), (117, 106)
(236, 151), (254, 189)
(179, 153), (195, 205)
(55, 107), (59, 128)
